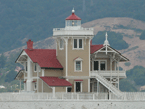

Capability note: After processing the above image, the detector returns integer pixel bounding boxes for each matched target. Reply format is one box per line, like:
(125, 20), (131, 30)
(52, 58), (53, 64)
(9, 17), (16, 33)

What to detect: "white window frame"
(74, 58), (83, 72)
(74, 81), (82, 93)
(59, 39), (64, 50)
(73, 38), (83, 50)
(92, 60), (107, 71)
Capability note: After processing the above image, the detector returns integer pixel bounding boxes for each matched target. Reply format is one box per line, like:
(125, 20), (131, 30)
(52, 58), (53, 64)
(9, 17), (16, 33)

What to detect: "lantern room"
(65, 9), (81, 27)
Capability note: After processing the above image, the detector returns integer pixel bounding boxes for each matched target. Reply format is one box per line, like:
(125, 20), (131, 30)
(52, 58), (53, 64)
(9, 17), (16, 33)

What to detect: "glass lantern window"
(66, 20), (81, 27)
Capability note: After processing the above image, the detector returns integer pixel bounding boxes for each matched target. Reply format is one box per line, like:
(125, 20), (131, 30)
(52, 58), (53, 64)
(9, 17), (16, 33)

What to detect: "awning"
(40, 76), (72, 87)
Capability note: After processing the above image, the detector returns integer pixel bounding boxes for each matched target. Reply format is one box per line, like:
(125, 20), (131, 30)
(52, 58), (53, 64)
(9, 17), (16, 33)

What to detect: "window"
(100, 61), (105, 70)
(76, 61), (81, 71)
(75, 61), (82, 72)
(93, 60), (106, 71)
(74, 39), (77, 48)
(59, 39), (64, 49)
(25, 62), (27, 71)
(79, 39), (82, 48)
(73, 39), (83, 49)
(74, 57), (83, 72)
(34, 63), (37, 72)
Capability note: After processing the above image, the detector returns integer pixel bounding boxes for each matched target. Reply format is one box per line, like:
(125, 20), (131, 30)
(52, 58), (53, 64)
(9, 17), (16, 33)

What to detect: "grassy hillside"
(1, 0), (145, 53)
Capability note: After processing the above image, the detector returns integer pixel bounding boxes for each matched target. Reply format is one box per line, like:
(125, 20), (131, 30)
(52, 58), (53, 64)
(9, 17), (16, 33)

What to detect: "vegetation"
(0, 53), (22, 92)
(120, 66), (145, 92)
(139, 30), (145, 40)
(92, 31), (129, 50)
(1, 0), (145, 52)
(124, 62), (131, 66)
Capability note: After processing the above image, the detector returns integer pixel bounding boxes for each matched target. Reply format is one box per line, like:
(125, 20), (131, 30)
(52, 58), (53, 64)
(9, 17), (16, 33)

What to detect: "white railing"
(53, 27), (94, 36)
(0, 92), (145, 101)
(90, 70), (126, 78)
(53, 28), (94, 31)
(95, 73), (123, 97)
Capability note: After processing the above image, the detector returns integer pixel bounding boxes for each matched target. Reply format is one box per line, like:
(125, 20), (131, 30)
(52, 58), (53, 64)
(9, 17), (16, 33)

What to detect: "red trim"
(32, 81), (36, 82)
(23, 81), (26, 83)
(74, 79), (83, 81)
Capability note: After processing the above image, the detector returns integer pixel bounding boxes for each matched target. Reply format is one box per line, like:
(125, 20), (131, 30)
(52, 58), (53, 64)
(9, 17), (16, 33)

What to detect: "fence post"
(77, 94), (79, 100)
(47, 94), (48, 100)
(62, 93), (64, 100)
(93, 94), (95, 100)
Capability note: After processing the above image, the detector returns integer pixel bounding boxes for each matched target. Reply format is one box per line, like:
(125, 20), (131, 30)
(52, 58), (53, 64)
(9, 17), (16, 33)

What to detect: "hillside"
(4, 17), (145, 70)
(1, 0), (145, 53)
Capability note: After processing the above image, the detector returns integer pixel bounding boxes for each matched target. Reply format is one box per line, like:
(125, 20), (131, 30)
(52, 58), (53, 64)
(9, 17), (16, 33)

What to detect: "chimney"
(90, 40), (92, 45)
(27, 39), (33, 50)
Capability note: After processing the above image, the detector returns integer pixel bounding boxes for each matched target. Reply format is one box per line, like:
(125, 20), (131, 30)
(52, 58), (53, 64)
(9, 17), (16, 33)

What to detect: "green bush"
(139, 31), (145, 40)
(92, 31), (129, 50)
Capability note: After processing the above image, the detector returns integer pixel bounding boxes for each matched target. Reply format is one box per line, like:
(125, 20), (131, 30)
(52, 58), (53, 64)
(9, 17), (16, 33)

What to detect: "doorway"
(76, 82), (81, 92)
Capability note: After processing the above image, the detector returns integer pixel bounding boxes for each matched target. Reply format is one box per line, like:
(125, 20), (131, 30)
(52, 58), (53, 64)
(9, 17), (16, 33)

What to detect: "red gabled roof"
(40, 76), (72, 87)
(24, 49), (63, 69)
(90, 44), (104, 54)
(66, 13), (81, 20)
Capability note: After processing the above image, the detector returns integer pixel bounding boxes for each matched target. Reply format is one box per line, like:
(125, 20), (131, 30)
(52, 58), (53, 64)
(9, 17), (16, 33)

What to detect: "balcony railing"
(0, 92), (145, 101)
(90, 70), (126, 78)
(53, 28), (94, 36)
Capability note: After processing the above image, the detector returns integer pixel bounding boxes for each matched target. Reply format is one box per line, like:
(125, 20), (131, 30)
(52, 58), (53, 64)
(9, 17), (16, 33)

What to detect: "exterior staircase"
(95, 73), (123, 97)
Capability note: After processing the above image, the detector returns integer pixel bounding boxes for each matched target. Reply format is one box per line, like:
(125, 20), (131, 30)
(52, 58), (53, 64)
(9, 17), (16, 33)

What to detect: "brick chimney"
(27, 39), (33, 50)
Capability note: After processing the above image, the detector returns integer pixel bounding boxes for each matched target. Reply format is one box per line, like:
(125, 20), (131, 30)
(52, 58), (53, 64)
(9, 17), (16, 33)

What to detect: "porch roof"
(40, 76), (72, 87)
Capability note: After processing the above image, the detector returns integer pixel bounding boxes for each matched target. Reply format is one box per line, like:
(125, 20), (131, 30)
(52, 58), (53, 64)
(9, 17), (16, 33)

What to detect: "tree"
(0, 53), (6, 68)
(139, 30), (145, 40)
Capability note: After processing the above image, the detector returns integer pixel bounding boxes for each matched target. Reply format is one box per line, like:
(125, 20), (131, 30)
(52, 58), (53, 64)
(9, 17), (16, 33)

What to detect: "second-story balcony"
(90, 70), (126, 78)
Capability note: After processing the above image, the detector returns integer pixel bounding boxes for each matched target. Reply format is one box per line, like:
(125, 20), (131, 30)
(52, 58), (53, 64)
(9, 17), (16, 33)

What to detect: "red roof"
(66, 13), (81, 20)
(40, 77), (72, 87)
(90, 45), (104, 54)
(24, 49), (63, 69)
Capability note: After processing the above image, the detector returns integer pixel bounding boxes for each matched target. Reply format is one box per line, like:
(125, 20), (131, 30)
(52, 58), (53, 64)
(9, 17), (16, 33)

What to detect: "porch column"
(37, 70), (39, 93)
(117, 61), (119, 89)
(110, 58), (112, 83)
(24, 73), (25, 91)
(27, 57), (32, 91)
(97, 80), (99, 95)
(88, 79), (90, 92)
(20, 79), (21, 91)
(52, 87), (55, 98)
(42, 80), (43, 93)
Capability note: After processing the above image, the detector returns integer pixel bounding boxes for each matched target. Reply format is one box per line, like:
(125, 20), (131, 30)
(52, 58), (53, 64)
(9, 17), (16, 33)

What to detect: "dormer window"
(73, 39), (83, 49)
(59, 39), (64, 50)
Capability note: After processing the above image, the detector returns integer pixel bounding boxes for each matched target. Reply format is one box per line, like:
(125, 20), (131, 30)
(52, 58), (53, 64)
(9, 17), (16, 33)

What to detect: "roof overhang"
(14, 70), (24, 80)
(40, 76), (72, 87)
(93, 45), (129, 62)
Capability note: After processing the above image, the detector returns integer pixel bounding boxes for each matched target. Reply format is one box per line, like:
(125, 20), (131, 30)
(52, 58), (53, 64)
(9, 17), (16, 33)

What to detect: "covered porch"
(40, 76), (72, 98)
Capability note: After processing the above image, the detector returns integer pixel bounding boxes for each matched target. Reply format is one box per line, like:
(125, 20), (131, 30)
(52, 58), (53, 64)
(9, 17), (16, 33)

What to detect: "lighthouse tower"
(53, 9), (94, 92)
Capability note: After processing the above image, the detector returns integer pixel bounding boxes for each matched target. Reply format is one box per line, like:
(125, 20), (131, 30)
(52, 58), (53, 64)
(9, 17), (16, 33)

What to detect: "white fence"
(0, 92), (145, 101)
